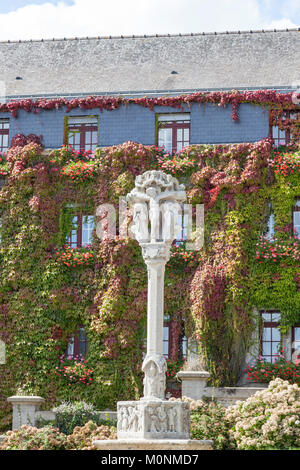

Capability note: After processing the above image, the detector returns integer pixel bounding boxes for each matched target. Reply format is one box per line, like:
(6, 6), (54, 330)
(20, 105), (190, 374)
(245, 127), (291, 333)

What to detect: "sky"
(0, 0), (298, 40)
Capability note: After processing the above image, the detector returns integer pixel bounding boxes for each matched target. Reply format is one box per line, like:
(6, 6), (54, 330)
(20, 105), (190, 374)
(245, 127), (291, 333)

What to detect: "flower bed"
(269, 149), (300, 176)
(245, 357), (300, 385)
(56, 246), (95, 267)
(256, 236), (300, 263)
(55, 355), (94, 386)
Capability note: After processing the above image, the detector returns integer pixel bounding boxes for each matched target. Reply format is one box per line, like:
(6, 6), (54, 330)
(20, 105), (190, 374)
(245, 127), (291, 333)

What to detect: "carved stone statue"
(114, 170), (191, 442)
(142, 355), (166, 400)
(132, 202), (149, 243)
(127, 170), (186, 245)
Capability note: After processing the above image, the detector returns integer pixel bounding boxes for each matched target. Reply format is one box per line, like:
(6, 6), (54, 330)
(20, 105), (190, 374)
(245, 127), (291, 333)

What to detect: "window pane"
(158, 113), (190, 122)
(82, 215), (94, 246)
(68, 116), (98, 124)
(271, 313), (281, 322)
(263, 327), (271, 341)
(163, 326), (169, 341)
(272, 126), (278, 138)
(66, 216), (78, 247)
(158, 128), (172, 153)
(266, 213), (275, 239)
(182, 336), (187, 358)
(67, 337), (74, 356)
(272, 328), (281, 342)
(294, 327), (300, 341)
(261, 312), (272, 321)
(272, 342), (280, 355)
(262, 342), (271, 356)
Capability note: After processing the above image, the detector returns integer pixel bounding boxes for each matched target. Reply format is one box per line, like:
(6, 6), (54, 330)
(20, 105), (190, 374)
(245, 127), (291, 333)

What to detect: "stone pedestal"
(117, 400), (189, 440)
(93, 439), (213, 450)
(177, 371), (210, 401)
(7, 396), (45, 430)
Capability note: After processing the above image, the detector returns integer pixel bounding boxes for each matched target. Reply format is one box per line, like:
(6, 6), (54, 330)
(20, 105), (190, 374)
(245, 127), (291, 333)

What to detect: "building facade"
(0, 29), (299, 423)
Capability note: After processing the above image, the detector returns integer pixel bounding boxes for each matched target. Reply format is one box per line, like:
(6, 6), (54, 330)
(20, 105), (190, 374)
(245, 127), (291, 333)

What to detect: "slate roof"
(0, 29), (299, 98)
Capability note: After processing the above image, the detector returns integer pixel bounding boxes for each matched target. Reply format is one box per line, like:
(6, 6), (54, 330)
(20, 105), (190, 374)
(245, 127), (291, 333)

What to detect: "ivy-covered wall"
(0, 92), (299, 431)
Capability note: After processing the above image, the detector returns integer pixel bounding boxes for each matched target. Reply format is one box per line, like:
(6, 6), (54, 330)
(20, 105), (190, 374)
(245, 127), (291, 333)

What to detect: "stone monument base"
(117, 400), (190, 440)
(93, 439), (213, 450)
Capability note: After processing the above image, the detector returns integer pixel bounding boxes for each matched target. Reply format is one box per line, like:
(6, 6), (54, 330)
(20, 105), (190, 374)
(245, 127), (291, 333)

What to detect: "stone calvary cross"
(127, 170), (186, 403)
(94, 170), (213, 449)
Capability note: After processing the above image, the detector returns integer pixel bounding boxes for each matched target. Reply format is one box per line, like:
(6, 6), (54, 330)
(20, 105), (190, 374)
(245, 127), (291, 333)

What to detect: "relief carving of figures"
(119, 406), (129, 431)
(168, 407), (177, 432)
(127, 170), (186, 245)
(157, 405), (167, 432)
(128, 405), (140, 433)
(147, 406), (161, 433)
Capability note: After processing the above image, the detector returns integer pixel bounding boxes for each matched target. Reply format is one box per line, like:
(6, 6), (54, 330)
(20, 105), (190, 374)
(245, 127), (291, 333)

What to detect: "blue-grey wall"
(5, 102), (269, 149)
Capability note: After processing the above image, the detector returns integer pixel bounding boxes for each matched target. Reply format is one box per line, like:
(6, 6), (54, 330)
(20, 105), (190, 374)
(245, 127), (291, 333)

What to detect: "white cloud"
(0, 0), (259, 40)
(262, 17), (298, 29)
(0, 0), (297, 41)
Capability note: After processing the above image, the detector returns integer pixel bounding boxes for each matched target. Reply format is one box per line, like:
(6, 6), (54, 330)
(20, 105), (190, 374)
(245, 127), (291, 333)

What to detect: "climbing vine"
(0, 101), (299, 430)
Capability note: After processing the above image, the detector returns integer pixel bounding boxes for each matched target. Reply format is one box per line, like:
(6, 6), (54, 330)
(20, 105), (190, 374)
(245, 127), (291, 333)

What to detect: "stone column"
(7, 396), (45, 430)
(140, 244), (170, 401)
(94, 170), (214, 449)
(118, 170), (190, 440)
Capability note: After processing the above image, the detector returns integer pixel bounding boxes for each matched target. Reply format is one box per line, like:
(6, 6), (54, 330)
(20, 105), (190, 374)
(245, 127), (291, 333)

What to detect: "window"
(157, 113), (190, 153)
(293, 199), (300, 239)
(67, 327), (88, 357)
(173, 205), (190, 246)
(66, 116), (98, 151)
(260, 311), (281, 363)
(271, 125), (289, 147)
(266, 213), (275, 240)
(163, 323), (170, 358)
(181, 331), (188, 360)
(292, 325), (300, 363)
(270, 111), (298, 147)
(66, 214), (95, 248)
(0, 119), (9, 153)
(265, 203), (275, 240)
(163, 319), (187, 360)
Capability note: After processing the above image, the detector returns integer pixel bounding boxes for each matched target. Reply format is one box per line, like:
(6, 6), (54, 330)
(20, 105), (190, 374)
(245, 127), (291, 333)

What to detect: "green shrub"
(0, 425), (67, 450)
(226, 378), (300, 450)
(66, 420), (117, 450)
(170, 396), (231, 449)
(52, 401), (116, 435)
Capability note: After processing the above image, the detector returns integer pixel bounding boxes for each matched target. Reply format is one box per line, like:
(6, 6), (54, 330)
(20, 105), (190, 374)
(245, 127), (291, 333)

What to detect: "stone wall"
(202, 386), (268, 408)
